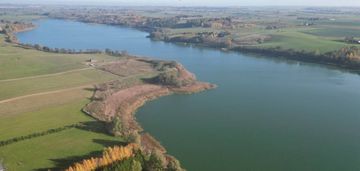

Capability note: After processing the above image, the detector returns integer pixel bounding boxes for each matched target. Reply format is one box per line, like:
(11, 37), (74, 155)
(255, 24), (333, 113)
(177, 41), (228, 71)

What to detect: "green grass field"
(0, 68), (118, 101)
(302, 27), (360, 38)
(258, 30), (355, 53)
(0, 92), (124, 171)
(0, 128), (123, 171)
(0, 36), (118, 80)
(0, 34), (127, 170)
(163, 21), (360, 53)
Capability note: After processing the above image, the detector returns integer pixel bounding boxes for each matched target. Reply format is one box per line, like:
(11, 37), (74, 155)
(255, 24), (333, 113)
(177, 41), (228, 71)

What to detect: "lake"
(17, 19), (360, 171)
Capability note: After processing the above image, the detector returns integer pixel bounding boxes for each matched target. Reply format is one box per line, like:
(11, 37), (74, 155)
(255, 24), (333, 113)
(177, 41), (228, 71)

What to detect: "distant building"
(87, 58), (97, 63)
(303, 22), (315, 26)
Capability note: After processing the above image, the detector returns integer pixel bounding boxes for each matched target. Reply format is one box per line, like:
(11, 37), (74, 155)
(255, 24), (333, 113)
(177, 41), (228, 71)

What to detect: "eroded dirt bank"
(0, 21), (35, 43)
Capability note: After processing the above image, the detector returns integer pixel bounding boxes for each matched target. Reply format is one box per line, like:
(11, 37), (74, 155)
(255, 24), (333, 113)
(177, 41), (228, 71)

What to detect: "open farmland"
(0, 33), (161, 170)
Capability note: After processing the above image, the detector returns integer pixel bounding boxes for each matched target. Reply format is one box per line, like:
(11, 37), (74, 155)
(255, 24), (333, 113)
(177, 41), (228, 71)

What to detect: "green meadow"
(0, 34), (125, 171)
(259, 30), (351, 53)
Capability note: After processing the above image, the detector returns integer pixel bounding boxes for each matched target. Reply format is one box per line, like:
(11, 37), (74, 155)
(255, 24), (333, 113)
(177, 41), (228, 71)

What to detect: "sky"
(3, 0), (360, 7)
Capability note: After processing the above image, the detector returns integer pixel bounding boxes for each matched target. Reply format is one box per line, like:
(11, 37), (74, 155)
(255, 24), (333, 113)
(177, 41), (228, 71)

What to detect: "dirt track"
(0, 67), (92, 83)
(0, 71), (152, 105)
(0, 85), (92, 104)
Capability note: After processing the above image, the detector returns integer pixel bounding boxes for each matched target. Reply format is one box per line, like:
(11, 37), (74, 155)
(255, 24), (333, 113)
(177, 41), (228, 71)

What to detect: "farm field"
(2, 5), (360, 171)
(0, 34), (126, 170)
(258, 30), (351, 53)
(0, 35), (119, 80)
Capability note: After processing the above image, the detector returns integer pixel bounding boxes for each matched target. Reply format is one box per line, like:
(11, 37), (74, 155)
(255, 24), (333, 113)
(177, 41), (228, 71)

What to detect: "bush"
(110, 117), (123, 136)
(146, 150), (167, 171)
(103, 158), (142, 171)
(126, 131), (142, 144)
(155, 69), (181, 87)
(100, 150), (146, 171)
(166, 157), (184, 171)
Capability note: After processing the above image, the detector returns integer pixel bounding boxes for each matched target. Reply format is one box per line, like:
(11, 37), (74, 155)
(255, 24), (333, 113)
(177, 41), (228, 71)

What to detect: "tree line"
(17, 43), (130, 57)
(0, 124), (80, 147)
(66, 143), (184, 171)
(232, 46), (360, 69)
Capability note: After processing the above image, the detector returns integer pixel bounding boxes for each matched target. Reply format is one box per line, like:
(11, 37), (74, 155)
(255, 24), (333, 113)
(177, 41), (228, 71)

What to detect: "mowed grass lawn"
(0, 34), (125, 170)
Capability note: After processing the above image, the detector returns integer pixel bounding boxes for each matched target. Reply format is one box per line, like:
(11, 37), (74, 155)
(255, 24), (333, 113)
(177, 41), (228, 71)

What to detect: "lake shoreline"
(82, 60), (216, 169)
(50, 17), (360, 71)
(12, 18), (360, 171)
(3, 24), (216, 169)
(2, 22), (36, 43)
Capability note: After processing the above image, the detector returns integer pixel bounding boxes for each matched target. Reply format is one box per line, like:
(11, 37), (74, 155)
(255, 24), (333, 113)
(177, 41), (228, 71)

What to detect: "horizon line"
(1, 3), (360, 8)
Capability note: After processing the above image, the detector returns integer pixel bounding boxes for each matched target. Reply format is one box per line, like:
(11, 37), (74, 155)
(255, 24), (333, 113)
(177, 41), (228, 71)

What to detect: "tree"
(106, 158), (142, 171)
(43, 46), (50, 52)
(225, 38), (232, 47)
(155, 69), (181, 87)
(120, 50), (129, 56)
(110, 116), (123, 136)
(166, 157), (184, 171)
(345, 36), (356, 43)
(105, 48), (112, 54)
(146, 150), (166, 171)
(126, 131), (141, 144)
(34, 44), (42, 50)
(130, 160), (143, 171)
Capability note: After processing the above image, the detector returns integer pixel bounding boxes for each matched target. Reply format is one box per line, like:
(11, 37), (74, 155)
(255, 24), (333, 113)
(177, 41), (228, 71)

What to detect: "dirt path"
(0, 72), (153, 105)
(0, 85), (93, 104)
(0, 67), (92, 83)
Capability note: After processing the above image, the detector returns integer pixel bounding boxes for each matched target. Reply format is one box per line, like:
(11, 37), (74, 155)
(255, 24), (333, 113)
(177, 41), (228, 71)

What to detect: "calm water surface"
(18, 19), (360, 171)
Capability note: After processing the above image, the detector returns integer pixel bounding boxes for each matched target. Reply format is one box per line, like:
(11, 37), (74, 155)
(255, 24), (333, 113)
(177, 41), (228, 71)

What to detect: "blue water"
(18, 19), (360, 171)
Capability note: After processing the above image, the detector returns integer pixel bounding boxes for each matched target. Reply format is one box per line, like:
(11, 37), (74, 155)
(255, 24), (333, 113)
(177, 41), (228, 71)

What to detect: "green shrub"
(166, 158), (184, 171)
(110, 117), (123, 136)
(145, 150), (167, 171)
(155, 69), (181, 87)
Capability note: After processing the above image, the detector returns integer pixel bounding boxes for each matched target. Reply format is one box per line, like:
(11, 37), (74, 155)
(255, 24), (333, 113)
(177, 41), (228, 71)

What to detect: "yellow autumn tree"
(66, 143), (139, 171)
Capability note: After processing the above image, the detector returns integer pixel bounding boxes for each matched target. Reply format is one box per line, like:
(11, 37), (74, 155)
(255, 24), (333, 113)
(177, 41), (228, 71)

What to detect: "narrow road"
(0, 85), (93, 104)
(0, 67), (92, 83)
